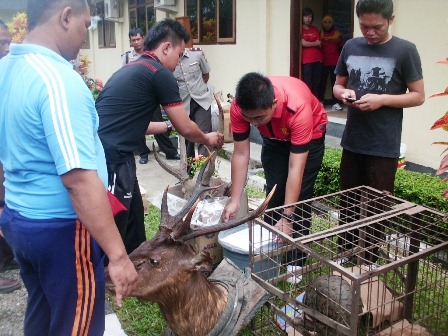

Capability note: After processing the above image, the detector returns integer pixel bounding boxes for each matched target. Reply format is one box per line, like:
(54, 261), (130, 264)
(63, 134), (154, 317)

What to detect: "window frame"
(186, 0), (236, 45)
(95, 1), (117, 48)
(128, 0), (155, 34)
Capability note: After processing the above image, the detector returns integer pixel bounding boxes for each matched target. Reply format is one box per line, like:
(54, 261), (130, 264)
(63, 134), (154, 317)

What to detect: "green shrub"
(314, 147), (342, 197)
(315, 147), (448, 212)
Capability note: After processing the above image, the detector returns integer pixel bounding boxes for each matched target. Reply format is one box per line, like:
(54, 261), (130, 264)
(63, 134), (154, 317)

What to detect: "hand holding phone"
(346, 97), (357, 103)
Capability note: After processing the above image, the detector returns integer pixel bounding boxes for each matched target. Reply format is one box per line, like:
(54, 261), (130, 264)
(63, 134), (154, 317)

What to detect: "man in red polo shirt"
(222, 73), (327, 282)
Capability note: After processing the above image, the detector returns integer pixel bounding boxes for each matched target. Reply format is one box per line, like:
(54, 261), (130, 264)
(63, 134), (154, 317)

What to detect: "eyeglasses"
(0, 39), (11, 46)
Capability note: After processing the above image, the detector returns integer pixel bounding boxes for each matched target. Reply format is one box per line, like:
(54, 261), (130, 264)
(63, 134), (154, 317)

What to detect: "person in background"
(318, 15), (343, 111)
(0, 1), (137, 334)
(121, 27), (145, 66)
(301, 7), (323, 100)
(0, 19), (21, 295)
(333, 0), (424, 264)
(222, 73), (327, 283)
(122, 28), (180, 164)
(173, 47), (213, 165)
(96, 19), (223, 255)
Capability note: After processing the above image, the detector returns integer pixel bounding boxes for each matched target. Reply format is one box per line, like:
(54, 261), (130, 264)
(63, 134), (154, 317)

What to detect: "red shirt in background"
(301, 25), (323, 64)
(320, 28), (342, 66)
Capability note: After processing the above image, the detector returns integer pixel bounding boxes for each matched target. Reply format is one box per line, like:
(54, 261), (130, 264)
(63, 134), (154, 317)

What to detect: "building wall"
(185, 0), (291, 97)
(86, 0), (447, 170)
(392, 0), (448, 170)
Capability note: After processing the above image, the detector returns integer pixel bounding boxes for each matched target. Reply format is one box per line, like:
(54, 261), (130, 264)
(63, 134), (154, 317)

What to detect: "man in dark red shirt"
(222, 73), (327, 282)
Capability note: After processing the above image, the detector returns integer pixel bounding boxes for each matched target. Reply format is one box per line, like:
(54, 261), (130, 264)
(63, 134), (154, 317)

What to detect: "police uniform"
(121, 49), (141, 66)
(173, 47), (213, 159)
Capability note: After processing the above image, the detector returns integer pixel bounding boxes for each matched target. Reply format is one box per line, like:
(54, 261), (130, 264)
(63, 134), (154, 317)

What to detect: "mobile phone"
(346, 97), (357, 103)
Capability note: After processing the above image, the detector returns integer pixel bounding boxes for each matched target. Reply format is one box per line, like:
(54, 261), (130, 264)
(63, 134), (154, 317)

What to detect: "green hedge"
(315, 147), (448, 213)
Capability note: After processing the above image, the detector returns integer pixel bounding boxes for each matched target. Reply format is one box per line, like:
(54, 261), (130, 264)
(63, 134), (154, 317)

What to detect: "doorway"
(290, 0), (354, 79)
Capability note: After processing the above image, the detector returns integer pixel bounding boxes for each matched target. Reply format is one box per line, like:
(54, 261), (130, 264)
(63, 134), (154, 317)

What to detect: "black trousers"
(302, 62), (322, 99)
(262, 136), (325, 266)
(318, 65), (340, 104)
(107, 159), (146, 254)
(338, 149), (398, 263)
(185, 99), (212, 159)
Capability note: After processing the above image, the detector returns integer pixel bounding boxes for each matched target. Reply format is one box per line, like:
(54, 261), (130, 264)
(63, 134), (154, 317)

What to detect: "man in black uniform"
(121, 28), (180, 164)
(96, 19), (224, 254)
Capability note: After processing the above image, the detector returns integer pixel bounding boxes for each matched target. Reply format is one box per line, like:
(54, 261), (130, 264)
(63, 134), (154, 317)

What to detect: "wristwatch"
(283, 212), (295, 221)
(164, 120), (173, 135)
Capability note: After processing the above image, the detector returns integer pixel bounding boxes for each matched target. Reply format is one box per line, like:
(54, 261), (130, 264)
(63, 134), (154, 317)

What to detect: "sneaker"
(332, 103), (343, 111)
(0, 277), (21, 294)
(139, 157), (148, 164)
(286, 265), (302, 284)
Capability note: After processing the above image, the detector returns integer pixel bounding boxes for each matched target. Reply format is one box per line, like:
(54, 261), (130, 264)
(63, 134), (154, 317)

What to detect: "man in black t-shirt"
(333, 0), (424, 264)
(96, 19), (224, 254)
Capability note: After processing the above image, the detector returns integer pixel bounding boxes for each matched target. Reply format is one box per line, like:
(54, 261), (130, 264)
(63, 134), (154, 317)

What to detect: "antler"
(213, 94), (225, 135)
(199, 95), (224, 185)
(159, 154), (221, 231)
(153, 138), (189, 183)
(177, 185), (276, 242)
(201, 147), (216, 186)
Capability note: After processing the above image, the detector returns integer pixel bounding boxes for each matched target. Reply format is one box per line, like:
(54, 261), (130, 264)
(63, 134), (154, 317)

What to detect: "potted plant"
(429, 57), (448, 197)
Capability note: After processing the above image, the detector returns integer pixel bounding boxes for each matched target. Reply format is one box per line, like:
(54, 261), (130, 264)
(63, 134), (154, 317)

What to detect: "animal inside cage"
(247, 186), (448, 336)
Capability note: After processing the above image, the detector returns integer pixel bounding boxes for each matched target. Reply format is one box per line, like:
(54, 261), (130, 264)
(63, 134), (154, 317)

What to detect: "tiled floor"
(326, 110), (347, 119)
(325, 106), (347, 119)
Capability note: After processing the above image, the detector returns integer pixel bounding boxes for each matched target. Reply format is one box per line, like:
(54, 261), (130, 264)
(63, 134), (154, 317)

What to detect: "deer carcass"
(106, 159), (276, 336)
(154, 94), (230, 200)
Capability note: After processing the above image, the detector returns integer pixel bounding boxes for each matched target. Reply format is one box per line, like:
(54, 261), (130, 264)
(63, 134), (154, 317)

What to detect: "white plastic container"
(218, 223), (280, 280)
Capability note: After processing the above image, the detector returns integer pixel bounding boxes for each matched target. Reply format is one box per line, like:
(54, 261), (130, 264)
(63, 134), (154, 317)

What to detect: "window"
(186, 0), (235, 44)
(96, 1), (116, 48)
(128, 0), (155, 34)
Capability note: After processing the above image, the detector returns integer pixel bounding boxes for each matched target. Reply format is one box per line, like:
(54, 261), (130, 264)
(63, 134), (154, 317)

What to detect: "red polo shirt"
(231, 76), (327, 152)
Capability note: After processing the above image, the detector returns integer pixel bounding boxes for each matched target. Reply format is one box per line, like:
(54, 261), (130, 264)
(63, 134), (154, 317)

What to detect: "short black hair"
(302, 7), (314, 22)
(143, 19), (190, 51)
(27, 0), (88, 31)
(356, 0), (394, 20)
(235, 72), (275, 111)
(129, 27), (145, 39)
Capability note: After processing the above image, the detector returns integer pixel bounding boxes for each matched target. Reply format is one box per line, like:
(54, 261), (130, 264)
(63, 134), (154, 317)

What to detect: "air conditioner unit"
(154, 0), (177, 13)
(104, 0), (120, 19)
(155, 0), (176, 6)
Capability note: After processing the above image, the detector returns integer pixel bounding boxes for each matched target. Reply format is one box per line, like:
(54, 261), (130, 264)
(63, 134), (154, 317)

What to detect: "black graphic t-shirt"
(335, 36), (423, 157)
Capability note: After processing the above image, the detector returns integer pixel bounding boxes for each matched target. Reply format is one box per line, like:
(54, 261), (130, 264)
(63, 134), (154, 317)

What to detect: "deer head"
(106, 155), (275, 335)
(120, 157), (274, 296)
